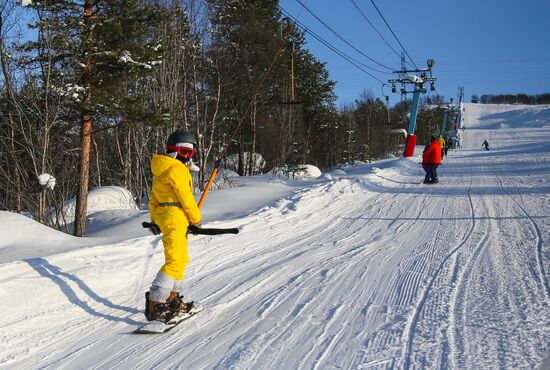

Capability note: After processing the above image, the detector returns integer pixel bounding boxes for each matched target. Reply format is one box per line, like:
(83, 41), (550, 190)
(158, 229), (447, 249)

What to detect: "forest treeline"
(471, 93), (550, 105)
(1, 1), (544, 234)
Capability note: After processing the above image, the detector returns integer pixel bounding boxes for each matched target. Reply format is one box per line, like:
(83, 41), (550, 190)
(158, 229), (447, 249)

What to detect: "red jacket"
(422, 140), (442, 164)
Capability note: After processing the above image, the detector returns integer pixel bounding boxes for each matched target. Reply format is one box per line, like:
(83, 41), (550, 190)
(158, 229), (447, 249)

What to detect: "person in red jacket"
(421, 136), (442, 184)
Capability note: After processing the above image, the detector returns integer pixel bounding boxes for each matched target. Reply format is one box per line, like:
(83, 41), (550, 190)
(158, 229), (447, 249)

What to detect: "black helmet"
(166, 129), (197, 163)
(167, 129), (197, 147)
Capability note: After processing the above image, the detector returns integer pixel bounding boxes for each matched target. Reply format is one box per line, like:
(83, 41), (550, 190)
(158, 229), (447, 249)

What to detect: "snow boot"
(167, 292), (194, 315)
(145, 291), (150, 319)
(145, 292), (176, 322)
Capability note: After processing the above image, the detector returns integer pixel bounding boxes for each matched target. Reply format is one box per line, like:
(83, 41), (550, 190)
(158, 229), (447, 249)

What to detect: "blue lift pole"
(407, 89), (421, 135)
(403, 88), (424, 157)
(439, 110), (448, 137)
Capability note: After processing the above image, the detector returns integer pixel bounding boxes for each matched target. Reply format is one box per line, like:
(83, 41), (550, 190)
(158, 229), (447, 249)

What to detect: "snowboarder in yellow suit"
(437, 136), (446, 158)
(145, 130), (202, 323)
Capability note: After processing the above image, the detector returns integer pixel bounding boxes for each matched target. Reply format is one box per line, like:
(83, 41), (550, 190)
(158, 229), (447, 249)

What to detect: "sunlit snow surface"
(0, 103), (549, 369)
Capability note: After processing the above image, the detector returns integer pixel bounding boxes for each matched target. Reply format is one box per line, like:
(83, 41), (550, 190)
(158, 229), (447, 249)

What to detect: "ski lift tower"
(456, 86), (464, 129)
(439, 98), (454, 138)
(389, 59), (436, 157)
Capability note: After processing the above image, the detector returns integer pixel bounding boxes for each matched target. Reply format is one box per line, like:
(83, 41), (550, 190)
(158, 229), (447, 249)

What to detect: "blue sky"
(279, 0), (550, 107)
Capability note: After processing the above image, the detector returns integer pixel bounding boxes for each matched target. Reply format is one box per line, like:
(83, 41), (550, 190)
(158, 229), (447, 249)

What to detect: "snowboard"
(136, 303), (204, 334)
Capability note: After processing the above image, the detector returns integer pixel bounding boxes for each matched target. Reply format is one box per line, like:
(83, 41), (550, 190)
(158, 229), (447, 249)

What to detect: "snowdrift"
(0, 211), (83, 263)
(48, 186), (138, 230)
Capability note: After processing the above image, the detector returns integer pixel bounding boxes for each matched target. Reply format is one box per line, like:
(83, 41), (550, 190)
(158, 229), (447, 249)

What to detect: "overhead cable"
(368, 0), (419, 70)
(280, 7), (387, 84)
(296, 0), (308, 18)
(294, 0), (395, 72)
(349, 0), (406, 64)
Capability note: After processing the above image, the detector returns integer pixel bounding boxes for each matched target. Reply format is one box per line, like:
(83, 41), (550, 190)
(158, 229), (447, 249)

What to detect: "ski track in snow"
(0, 104), (550, 369)
(494, 173), (550, 301)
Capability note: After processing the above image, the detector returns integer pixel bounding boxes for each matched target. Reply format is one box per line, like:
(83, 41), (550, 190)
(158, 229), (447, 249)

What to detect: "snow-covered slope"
(0, 103), (549, 369)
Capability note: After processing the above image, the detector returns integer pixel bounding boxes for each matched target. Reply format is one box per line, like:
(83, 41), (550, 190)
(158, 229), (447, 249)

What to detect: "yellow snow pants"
(156, 207), (190, 281)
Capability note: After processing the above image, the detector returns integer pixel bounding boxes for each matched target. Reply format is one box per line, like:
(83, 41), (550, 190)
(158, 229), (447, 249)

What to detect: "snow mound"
(0, 211), (80, 263)
(330, 169), (347, 176)
(49, 186), (138, 227)
(271, 164), (322, 179)
(75, 186), (138, 213)
(323, 168), (347, 180)
(219, 168), (240, 178)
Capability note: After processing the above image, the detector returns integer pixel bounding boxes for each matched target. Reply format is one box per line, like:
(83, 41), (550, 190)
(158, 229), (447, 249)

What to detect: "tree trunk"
(249, 98), (257, 175)
(93, 138), (101, 186)
(74, 0), (94, 236)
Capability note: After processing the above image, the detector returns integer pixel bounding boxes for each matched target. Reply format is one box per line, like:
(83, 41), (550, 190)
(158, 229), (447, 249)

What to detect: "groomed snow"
(0, 103), (549, 369)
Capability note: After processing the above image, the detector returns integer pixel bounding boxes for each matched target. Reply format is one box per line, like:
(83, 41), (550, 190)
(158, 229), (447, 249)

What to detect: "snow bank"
(0, 211), (82, 263)
(271, 164), (322, 179)
(48, 186), (138, 228)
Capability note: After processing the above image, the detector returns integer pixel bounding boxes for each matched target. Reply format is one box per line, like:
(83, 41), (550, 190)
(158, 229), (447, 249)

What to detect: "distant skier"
(482, 140), (490, 150)
(145, 129), (202, 323)
(447, 137), (455, 150)
(421, 136), (442, 184)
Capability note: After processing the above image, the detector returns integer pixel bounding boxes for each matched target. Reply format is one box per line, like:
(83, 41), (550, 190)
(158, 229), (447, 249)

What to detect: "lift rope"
(197, 43), (287, 208)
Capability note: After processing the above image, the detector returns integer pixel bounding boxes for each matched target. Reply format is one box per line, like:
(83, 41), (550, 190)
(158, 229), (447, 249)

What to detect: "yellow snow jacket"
(437, 136), (446, 149)
(149, 154), (201, 280)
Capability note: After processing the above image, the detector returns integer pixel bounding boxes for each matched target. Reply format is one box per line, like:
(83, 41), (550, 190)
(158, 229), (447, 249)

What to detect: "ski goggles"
(167, 143), (195, 159)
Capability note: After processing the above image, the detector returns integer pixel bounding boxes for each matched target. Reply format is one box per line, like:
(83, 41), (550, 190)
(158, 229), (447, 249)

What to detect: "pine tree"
(208, 0), (284, 175)
(20, 0), (166, 235)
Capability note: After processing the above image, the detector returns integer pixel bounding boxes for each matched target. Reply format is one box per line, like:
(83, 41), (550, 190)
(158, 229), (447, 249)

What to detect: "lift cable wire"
(296, 0), (308, 18)
(349, 0), (413, 69)
(280, 7), (387, 84)
(368, 0), (419, 70)
(294, 0), (396, 72)
(281, 7), (389, 79)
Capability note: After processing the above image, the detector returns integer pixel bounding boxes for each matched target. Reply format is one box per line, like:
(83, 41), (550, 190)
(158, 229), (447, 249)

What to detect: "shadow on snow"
(24, 257), (142, 325)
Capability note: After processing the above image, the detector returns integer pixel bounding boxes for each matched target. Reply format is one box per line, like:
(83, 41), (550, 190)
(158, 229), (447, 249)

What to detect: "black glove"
(188, 223), (202, 235)
(142, 221), (161, 235)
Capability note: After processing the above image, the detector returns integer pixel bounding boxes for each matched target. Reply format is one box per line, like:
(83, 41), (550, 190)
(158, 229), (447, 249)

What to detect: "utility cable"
(368, 0), (419, 70)
(295, 0), (395, 72)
